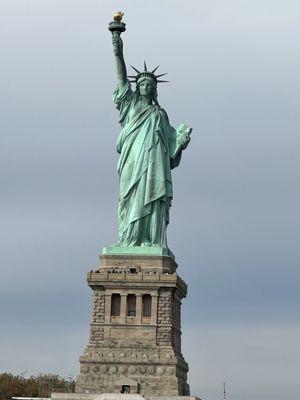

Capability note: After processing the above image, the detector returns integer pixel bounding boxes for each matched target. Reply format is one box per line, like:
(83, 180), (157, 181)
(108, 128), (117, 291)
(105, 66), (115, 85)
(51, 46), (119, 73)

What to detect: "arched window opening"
(127, 294), (136, 316)
(121, 386), (130, 394)
(142, 294), (152, 317)
(111, 293), (121, 316)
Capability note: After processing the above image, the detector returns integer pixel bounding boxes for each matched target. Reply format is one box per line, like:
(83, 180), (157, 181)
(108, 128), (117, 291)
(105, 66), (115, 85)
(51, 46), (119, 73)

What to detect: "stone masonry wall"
(156, 288), (173, 346)
(77, 262), (190, 396)
(156, 288), (183, 356)
(89, 289), (105, 344)
(173, 294), (182, 355)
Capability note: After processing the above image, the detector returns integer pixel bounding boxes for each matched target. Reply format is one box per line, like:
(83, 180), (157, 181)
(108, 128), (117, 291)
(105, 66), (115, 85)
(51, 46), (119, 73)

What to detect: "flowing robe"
(114, 81), (187, 247)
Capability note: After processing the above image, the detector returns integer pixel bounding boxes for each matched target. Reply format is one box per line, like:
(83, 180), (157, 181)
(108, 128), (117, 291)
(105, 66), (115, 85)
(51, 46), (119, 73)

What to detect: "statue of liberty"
(108, 13), (192, 254)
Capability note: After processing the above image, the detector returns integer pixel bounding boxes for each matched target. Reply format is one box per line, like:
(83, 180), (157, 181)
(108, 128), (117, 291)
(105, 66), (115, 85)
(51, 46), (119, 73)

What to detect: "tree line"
(0, 373), (75, 400)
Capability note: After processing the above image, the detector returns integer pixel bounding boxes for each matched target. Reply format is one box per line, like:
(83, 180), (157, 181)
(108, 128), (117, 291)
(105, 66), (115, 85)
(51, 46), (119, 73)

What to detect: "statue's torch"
(108, 11), (126, 35)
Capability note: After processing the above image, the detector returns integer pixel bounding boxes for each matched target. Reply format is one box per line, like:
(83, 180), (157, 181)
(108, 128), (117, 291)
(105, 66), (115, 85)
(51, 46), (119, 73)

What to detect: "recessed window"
(142, 294), (152, 317)
(111, 293), (121, 316)
(127, 294), (136, 316)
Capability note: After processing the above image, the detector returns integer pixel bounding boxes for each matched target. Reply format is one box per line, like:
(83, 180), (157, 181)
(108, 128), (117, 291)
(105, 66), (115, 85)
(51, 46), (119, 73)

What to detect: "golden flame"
(113, 11), (124, 22)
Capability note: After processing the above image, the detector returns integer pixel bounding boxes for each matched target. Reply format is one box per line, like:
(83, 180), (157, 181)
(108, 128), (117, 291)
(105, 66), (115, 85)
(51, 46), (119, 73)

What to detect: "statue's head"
(137, 76), (157, 98)
(128, 62), (168, 102)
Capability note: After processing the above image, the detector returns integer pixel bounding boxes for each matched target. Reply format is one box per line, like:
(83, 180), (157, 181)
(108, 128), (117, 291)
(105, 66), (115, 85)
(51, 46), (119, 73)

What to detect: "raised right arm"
(112, 32), (127, 88)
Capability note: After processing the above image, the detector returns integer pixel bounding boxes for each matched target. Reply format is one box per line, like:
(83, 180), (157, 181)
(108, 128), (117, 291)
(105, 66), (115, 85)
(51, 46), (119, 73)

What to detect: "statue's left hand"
(178, 125), (192, 150)
(181, 132), (191, 149)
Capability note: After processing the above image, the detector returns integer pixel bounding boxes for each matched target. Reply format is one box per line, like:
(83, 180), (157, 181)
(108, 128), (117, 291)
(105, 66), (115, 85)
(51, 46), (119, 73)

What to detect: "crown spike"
(151, 65), (160, 73)
(130, 65), (140, 73)
(129, 63), (168, 84)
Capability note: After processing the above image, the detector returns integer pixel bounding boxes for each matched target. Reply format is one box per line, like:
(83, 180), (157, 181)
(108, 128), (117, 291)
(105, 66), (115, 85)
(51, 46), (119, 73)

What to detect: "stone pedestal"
(52, 394), (201, 400)
(75, 253), (190, 396)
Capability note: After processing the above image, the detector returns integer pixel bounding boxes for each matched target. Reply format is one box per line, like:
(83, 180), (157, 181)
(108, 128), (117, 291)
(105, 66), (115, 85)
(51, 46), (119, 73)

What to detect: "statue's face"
(138, 78), (156, 97)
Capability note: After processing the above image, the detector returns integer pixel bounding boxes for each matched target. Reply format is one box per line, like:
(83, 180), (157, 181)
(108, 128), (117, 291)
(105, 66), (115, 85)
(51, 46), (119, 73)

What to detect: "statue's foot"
(141, 242), (151, 247)
(141, 242), (166, 248)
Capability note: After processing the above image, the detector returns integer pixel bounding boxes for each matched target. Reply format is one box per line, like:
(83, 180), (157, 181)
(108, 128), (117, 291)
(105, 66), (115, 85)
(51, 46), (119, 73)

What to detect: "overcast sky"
(1, 1), (300, 400)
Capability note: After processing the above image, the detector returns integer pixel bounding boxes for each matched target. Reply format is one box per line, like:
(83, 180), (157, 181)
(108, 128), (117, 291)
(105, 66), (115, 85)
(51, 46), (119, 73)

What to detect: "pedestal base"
(52, 394), (201, 400)
(76, 254), (190, 396)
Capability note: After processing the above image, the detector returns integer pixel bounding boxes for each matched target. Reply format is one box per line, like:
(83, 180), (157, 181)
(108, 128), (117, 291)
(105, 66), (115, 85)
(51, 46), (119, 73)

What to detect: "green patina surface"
(108, 21), (192, 254)
(102, 245), (174, 259)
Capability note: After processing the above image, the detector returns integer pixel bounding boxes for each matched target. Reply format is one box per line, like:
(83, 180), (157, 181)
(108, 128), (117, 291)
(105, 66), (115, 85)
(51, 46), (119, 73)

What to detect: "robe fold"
(113, 80), (187, 246)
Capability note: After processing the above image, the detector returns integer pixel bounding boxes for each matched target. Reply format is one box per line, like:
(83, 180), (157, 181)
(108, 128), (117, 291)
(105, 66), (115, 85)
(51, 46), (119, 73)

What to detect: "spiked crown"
(127, 61), (169, 84)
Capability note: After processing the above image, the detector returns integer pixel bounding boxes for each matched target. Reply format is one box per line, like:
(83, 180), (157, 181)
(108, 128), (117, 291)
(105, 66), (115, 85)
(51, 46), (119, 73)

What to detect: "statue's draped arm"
(112, 32), (127, 88)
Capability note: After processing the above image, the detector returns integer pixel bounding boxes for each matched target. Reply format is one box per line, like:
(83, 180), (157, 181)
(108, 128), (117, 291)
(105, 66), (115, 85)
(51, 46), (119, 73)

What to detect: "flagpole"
(223, 382), (226, 400)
